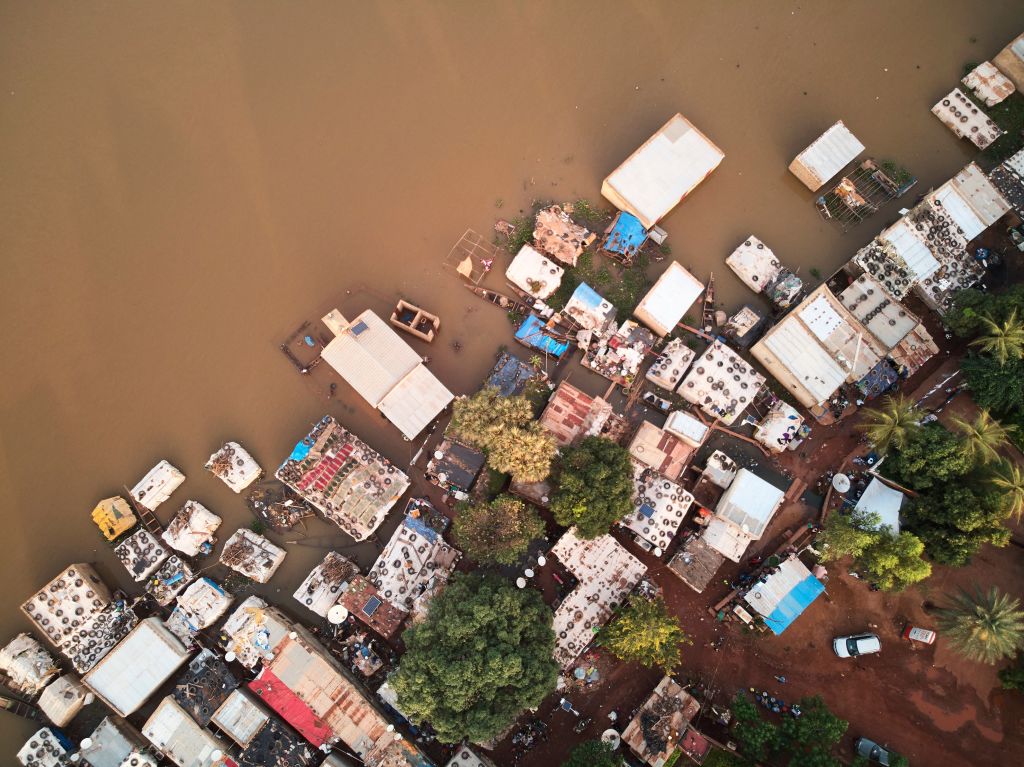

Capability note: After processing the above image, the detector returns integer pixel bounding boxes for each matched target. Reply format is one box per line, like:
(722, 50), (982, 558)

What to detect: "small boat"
(464, 283), (533, 315)
(390, 299), (440, 342)
(701, 272), (716, 333)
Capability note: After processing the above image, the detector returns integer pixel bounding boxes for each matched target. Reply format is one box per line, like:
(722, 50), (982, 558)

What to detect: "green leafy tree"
(945, 287), (996, 337)
(999, 657), (1024, 691)
(485, 421), (558, 483)
(777, 696), (847, 767)
(729, 693), (779, 762)
(448, 387), (557, 483)
(903, 483), (1011, 566)
(598, 597), (691, 673)
(969, 309), (1024, 366)
(952, 410), (1015, 465)
(937, 587), (1024, 665)
(961, 354), (1024, 414)
(883, 424), (974, 491)
(452, 494), (545, 565)
(989, 460), (1024, 519)
(550, 436), (634, 538)
(818, 511), (881, 561)
(562, 739), (622, 767)
(857, 531), (931, 591)
(857, 394), (922, 453)
(391, 574), (558, 742)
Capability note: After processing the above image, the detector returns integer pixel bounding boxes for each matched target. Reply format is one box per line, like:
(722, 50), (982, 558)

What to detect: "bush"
(562, 739), (622, 767)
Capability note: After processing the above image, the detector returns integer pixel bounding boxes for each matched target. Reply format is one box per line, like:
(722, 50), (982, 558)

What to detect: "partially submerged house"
(789, 121), (865, 191)
(91, 496), (137, 541)
(340, 575), (406, 639)
(167, 577), (232, 638)
(114, 528), (171, 582)
(603, 210), (649, 262)
(564, 282), (616, 331)
(367, 498), (460, 621)
(172, 649), (239, 726)
(725, 236), (803, 311)
(962, 61), (1016, 106)
(993, 32), (1024, 91)
(931, 88), (1003, 149)
(130, 459), (185, 511)
(505, 244), (564, 300)
(724, 305), (768, 349)
(38, 674), (89, 727)
(621, 676), (704, 767)
(162, 500), (221, 557)
(275, 415), (411, 541)
(210, 688), (268, 749)
(854, 477), (905, 533)
(679, 340), (765, 425)
(0, 634), (59, 696)
(17, 728), (71, 767)
(220, 596), (294, 669)
(628, 421), (693, 481)
(602, 113), (725, 229)
(581, 320), (655, 384)
(205, 441), (262, 493)
(533, 204), (595, 266)
(633, 262), (705, 337)
(83, 617), (192, 718)
(293, 551), (359, 618)
(21, 563), (113, 648)
(645, 337), (695, 393)
(743, 556), (825, 635)
(320, 309), (454, 440)
(219, 528), (286, 584)
(702, 469), (786, 562)
(549, 529), (647, 667)
(426, 438), (486, 496)
(515, 314), (570, 358)
(485, 350), (544, 397)
(148, 555), (196, 607)
(622, 464), (695, 552)
(539, 380), (618, 447)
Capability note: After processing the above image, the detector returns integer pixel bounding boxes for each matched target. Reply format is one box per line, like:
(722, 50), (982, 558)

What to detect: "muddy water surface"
(2, 0), (1022, 754)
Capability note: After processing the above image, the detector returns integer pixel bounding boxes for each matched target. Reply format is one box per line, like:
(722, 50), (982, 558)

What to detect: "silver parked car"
(833, 633), (881, 658)
(855, 736), (903, 765)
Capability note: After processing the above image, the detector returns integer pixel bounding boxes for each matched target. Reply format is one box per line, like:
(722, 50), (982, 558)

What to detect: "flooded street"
(1, 0), (1022, 754)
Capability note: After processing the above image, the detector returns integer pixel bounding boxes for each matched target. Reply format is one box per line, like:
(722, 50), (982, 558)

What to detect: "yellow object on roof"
(91, 496), (137, 541)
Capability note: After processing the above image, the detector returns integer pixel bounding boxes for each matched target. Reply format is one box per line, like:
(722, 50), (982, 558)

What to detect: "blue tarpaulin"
(486, 351), (538, 397)
(569, 282), (604, 311)
(603, 211), (648, 258)
(763, 574), (825, 635)
(288, 439), (312, 462)
(515, 315), (569, 358)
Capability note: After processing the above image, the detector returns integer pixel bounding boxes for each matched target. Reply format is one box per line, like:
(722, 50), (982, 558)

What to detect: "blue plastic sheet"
(515, 315), (569, 358)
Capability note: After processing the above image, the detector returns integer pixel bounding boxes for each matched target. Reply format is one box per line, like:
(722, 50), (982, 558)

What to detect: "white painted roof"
(789, 121), (865, 191)
(942, 163), (1011, 239)
(601, 113), (724, 229)
(1007, 147), (1024, 178)
(714, 469), (784, 539)
(505, 244), (564, 299)
(839, 275), (919, 349)
(878, 218), (940, 280)
(377, 362), (455, 440)
(702, 516), (754, 562)
(725, 236), (781, 293)
(646, 338), (695, 392)
(633, 261), (704, 336)
(130, 460), (185, 511)
(83, 618), (190, 717)
(211, 689), (269, 747)
(854, 477), (904, 534)
(321, 310), (423, 407)
(142, 697), (229, 767)
(753, 318), (847, 407)
(664, 410), (709, 447)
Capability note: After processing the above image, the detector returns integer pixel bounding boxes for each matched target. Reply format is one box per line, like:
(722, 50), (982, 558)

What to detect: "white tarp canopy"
(664, 410), (709, 447)
(715, 469), (784, 539)
(855, 477), (904, 534)
(789, 121), (865, 191)
(130, 460), (185, 511)
(505, 244), (564, 299)
(602, 113), (725, 229)
(633, 261), (704, 336)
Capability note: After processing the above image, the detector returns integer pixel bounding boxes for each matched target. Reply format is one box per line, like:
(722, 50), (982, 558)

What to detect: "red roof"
(248, 668), (334, 747)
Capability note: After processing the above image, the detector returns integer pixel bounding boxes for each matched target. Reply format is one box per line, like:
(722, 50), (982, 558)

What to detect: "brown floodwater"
(2, 0), (1022, 755)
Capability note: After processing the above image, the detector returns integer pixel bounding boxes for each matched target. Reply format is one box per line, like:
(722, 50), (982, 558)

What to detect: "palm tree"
(969, 309), (1024, 366)
(952, 410), (1016, 465)
(857, 394), (922, 453)
(937, 586), (1024, 664)
(989, 460), (1024, 519)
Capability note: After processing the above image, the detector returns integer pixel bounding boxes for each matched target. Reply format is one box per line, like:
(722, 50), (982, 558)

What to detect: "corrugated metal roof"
(962, 61), (1016, 106)
(83, 618), (190, 717)
(877, 218), (940, 280)
(143, 697), (230, 767)
(539, 380), (614, 447)
(211, 689), (269, 747)
(839, 275), (919, 349)
(931, 88), (1004, 148)
(377, 363), (454, 440)
(505, 244), (564, 299)
(744, 557), (824, 635)
(1007, 147), (1024, 178)
(321, 310), (423, 407)
(753, 320), (846, 407)
(601, 113), (725, 229)
(788, 121), (865, 191)
(945, 163), (1011, 237)
(714, 469), (784, 539)
(701, 517), (753, 562)
(633, 261), (704, 337)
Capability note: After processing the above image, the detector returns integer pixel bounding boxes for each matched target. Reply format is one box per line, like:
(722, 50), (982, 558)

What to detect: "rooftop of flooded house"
(550, 529), (647, 667)
(962, 61), (1016, 106)
(485, 351), (544, 397)
(367, 498), (459, 619)
(725, 236), (782, 294)
(788, 120), (865, 191)
(505, 244), (564, 300)
(515, 314), (570, 358)
(633, 261), (705, 337)
(564, 282), (616, 331)
(532, 204), (595, 267)
(275, 416), (411, 541)
(931, 88), (1003, 148)
(628, 421), (693, 481)
(679, 339), (765, 425)
(172, 649), (239, 726)
(293, 551), (359, 618)
(162, 500), (221, 558)
(219, 528), (286, 584)
(220, 596), (294, 669)
(621, 675), (702, 766)
(603, 211), (649, 259)
(539, 380), (618, 447)
(130, 459), (185, 511)
(205, 441), (262, 493)
(582, 319), (655, 383)
(142, 696), (230, 767)
(621, 463), (695, 550)
(115, 528), (170, 582)
(426, 438), (486, 492)
(601, 112), (725, 229)
(645, 337), (695, 393)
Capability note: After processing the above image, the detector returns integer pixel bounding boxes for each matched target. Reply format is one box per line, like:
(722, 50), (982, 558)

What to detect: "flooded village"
(3, 5), (1024, 767)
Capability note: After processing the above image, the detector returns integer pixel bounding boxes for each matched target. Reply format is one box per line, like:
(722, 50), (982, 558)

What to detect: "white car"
(833, 633), (881, 658)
